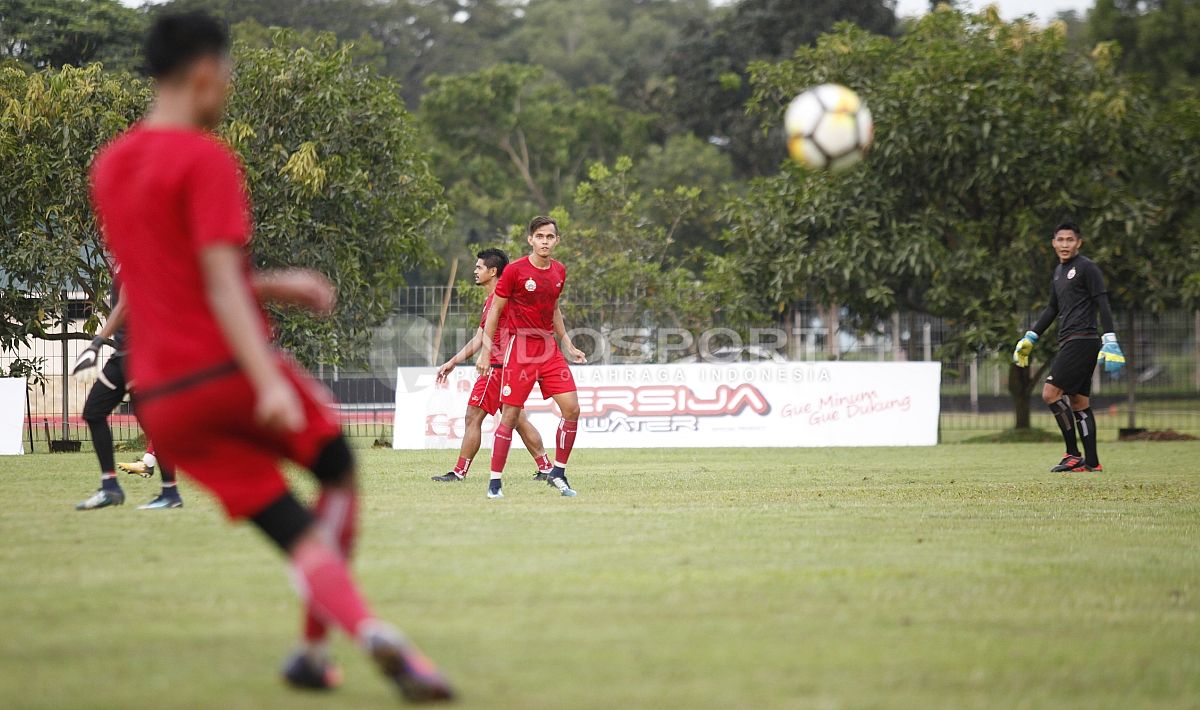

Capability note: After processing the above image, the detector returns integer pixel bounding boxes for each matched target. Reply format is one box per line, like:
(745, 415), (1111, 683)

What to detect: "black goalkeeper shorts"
(1046, 337), (1101, 396)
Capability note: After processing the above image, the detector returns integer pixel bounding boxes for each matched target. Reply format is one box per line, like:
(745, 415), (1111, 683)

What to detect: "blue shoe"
(487, 480), (504, 499)
(138, 494), (183, 510)
(75, 488), (125, 510)
(282, 649), (342, 691)
(546, 468), (576, 497)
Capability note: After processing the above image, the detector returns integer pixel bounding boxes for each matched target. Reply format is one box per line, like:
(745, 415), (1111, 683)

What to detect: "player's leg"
(539, 356), (580, 496)
(1068, 393), (1101, 471)
(487, 404), (522, 498)
(545, 390), (580, 496)
(1042, 380), (1083, 472)
(118, 434), (156, 478)
(432, 406), (486, 482)
(76, 356), (128, 510)
(513, 410), (554, 480)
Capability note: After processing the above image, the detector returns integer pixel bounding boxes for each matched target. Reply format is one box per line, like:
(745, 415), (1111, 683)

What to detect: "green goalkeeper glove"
(1012, 330), (1038, 368)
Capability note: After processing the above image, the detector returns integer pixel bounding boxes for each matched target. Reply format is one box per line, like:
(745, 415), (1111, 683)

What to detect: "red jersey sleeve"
(494, 262), (518, 299)
(185, 140), (252, 250)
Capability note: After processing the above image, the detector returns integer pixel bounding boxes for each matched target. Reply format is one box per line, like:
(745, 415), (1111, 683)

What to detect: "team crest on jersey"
(502, 385), (512, 396)
(1067, 267), (1076, 279)
(524, 278), (537, 292)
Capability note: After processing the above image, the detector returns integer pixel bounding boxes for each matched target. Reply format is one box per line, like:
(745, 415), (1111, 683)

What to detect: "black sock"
(1074, 408), (1099, 467)
(1048, 397), (1080, 457)
(160, 464), (180, 499)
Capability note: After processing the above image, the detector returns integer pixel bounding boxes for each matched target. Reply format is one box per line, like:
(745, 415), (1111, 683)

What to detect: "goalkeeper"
(1011, 222), (1123, 473)
(72, 278), (183, 510)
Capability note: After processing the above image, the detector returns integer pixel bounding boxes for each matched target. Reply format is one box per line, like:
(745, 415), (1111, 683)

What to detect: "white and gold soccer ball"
(784, 83), (874, 171)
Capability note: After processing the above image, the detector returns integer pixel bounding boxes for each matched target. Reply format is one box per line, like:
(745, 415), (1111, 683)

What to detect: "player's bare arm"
(553, 306), (586, 364)
(251, 268), (336, 315)
(437, 327), (486, 383)
(201, 244), (304, 433)
(475, 294), (508, 372)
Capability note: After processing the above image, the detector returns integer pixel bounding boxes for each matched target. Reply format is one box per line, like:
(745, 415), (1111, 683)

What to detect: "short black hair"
(527, 215), (558, 236)
(477, 248), (509, 277)
(144, 11), (230, 79)
(1054, 221), (1082, 238)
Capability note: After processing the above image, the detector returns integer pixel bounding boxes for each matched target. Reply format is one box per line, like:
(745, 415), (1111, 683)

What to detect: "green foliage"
(0, 0), (146, 73)
(663, 0), (897, 175)
(1089, 0), (1200, 95)
(0, 63), (149, 354)
(731, 8), (1200, 424)
(0, 34), (445, 370)
(421, 63), (652, 238)
(225, 31), (446, 367)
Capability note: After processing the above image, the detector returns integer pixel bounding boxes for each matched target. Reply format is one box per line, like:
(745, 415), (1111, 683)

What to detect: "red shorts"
(499, 335), (576, 407)
(467, 366), (503, 415)
(136, 358), (342, 519)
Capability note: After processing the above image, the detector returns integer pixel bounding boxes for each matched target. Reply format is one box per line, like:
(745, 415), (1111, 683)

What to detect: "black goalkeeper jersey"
(1032, 254), (1115, 343)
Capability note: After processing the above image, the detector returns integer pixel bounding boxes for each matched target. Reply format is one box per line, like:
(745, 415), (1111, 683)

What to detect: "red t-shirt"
(479, 292), (508, 366)
(90, 125), (269, 389)
(494, 256), (566, 337)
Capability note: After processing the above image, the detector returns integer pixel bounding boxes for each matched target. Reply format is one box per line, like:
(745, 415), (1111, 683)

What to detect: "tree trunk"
(1125, 310), (1137, 430)
(1008, 362), (1033, 429)
(826, 302), (840, 360)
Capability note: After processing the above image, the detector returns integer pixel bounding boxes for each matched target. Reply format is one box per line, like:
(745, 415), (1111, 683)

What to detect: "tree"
(224, 31), (447, 366)
(1089, 0), (1200, 95)
(663, 0), (897, 176)
(0, 33), (447, 370)
(0, 0), (146, 73)
(0, 63), (148, 362)
(420, 62), (652, 239)
(732, 8), (1200, 427)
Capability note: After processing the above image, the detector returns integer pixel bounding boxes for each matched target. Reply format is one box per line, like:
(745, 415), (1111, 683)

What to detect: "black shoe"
(431, 472), (464, 482)
(282, 649), (342, 691)
(1051, 454), (1084, 472)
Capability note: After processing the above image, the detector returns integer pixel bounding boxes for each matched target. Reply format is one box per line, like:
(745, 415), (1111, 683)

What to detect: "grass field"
(1, 444), (1197, 709)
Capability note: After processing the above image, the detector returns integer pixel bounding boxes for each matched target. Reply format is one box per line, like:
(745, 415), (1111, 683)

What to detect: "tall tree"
(732, 7), (1200, 427)
(663, 0), (897, 176)
(1089, 0), (1200, 94)
(0, 0), (146, 73)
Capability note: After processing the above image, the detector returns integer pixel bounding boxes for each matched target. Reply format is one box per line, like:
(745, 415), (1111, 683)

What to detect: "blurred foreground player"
(72, 278), (183, 510)
(89, 12), (452, 701)
(432, 248), (555, 483)
(476, 217), (587, 498)
(1012, 222), (1124, 473)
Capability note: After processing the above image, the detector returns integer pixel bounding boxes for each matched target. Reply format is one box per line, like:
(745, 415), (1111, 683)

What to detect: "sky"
(895, 1), (1093, 20)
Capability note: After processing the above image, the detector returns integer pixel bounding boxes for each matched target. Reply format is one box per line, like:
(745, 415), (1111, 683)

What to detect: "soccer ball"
(784, 84), (873, 171)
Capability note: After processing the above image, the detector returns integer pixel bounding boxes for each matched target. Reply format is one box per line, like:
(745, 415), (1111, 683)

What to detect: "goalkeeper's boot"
(1050, 454), (1084, 472)
(546, 468), (577, 497)
(362, 624), (455, 703)
(138, 493), (183, 510)
(282, 648), (343, 691)
(1069, 462), (1104, 473)
(431, 471), (465, 482)
(75, 487), (125, 511)
(117, 460), (154, 478)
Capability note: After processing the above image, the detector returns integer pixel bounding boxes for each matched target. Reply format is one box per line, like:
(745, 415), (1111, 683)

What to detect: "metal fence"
(5, 288), (1198, 451)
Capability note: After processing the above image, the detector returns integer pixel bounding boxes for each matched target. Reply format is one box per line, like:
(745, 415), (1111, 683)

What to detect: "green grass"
(1, 445), (1197, 709)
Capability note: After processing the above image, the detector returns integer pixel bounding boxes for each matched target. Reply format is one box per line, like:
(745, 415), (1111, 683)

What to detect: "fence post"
(892, 312), (903, 361)
(922, 322), (932, 362)
(969, 355), (979, 415)
(60, 306), (69, 441)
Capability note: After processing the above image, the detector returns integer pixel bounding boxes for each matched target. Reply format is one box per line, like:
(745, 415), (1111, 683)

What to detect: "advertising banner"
(393, 362), (941, 450)
(0, 378), (27, 455)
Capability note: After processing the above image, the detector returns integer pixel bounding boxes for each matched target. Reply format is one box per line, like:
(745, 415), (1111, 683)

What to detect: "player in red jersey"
(475, 216), (586, 498)
(431, 248), (555, 483)
(88, 12), (452, 701)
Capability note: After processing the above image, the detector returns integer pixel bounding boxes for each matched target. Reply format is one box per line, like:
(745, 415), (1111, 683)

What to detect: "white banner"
(0, 378), (27, 455)
(393, 362), (941, 450)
